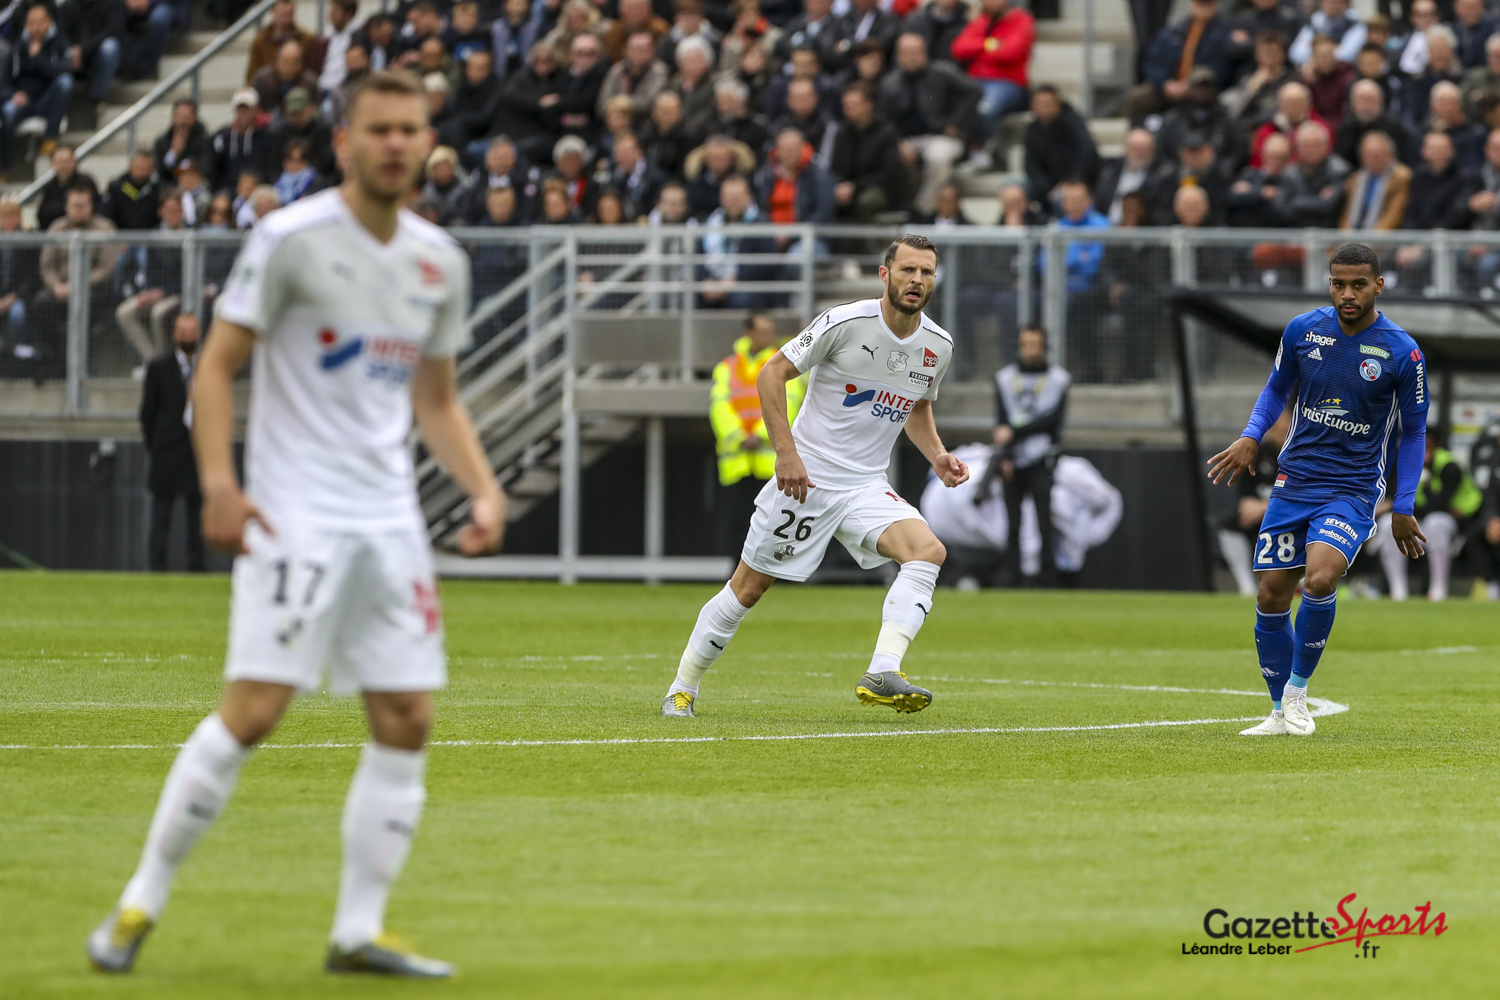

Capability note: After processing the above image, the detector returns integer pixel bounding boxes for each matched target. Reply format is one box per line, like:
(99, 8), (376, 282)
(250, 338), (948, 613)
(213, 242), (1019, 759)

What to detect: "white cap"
(231, 86), (259, 109)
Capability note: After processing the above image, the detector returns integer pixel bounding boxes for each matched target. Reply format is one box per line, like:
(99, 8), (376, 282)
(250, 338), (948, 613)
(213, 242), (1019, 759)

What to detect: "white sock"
(669, 584), (752, 695)
(330, 743), (427, 950)
(120, 714), (251, 918)
(868, 560), (940, 674)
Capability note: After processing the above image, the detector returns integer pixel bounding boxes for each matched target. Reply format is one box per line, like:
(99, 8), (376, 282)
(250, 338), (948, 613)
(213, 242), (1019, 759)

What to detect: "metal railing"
(10, 224), (1500, 423)
(17, 0), (287, 204)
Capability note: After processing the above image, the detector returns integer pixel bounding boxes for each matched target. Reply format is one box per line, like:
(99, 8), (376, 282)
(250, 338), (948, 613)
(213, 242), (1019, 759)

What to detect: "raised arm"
(412, 356), (506, 556)
(192, 319), (266, 554)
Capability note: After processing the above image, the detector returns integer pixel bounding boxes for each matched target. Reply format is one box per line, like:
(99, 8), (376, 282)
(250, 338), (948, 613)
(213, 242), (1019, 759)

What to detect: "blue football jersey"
(1270, 307), (1428, 511)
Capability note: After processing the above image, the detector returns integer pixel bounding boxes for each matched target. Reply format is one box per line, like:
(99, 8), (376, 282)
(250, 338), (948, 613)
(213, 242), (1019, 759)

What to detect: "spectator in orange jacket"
(950, 0), (1034, 140)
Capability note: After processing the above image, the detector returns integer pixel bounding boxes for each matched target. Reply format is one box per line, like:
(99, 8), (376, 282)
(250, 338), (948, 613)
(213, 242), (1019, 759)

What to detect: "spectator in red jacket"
(950, 0), (1034, 140)
(1250, 81), (1332, 166)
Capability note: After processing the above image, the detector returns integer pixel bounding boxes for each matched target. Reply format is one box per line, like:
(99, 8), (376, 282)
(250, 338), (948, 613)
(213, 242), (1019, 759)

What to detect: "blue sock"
(1254, 608), (1294, 710)
(1291, 590), (1337, 687)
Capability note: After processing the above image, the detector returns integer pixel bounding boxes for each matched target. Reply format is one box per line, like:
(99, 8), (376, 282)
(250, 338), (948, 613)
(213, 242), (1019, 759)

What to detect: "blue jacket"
(1050, 209), (1109, 292)
(1143, 15), (1236, 90)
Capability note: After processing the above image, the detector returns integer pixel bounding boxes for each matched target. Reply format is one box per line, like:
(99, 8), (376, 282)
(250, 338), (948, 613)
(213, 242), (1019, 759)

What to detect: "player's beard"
(355, 154), (419, 206)
(885, 279), (931, 316)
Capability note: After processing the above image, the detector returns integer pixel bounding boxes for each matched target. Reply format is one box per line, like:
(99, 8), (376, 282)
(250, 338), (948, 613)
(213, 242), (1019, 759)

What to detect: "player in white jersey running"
(86, 73), (505, 979)
(661, 235), (970, 717)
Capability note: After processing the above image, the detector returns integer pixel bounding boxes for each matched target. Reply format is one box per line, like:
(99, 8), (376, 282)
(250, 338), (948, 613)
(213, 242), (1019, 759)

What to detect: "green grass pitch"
(2, 573), (1498, 999)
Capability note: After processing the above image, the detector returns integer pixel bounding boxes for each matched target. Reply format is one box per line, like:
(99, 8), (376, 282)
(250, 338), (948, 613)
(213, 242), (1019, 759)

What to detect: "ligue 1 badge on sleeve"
(1359, 358), (1382, 381)
(887, 350), (909, 373)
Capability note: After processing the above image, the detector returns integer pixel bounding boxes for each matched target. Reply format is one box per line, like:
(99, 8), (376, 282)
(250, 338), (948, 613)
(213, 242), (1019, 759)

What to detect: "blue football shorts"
(1254, 496), (1375, 574)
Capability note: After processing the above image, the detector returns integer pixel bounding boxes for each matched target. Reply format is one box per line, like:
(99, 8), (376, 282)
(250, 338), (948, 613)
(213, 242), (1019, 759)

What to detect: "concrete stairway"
(28, 1), (322, 188)
(958, 0), (1137, 222)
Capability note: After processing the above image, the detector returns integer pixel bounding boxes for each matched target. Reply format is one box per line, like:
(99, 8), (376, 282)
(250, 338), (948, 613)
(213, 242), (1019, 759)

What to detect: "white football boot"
(1239, 710), (1288, 736)
(1280, 685), (1316, 735)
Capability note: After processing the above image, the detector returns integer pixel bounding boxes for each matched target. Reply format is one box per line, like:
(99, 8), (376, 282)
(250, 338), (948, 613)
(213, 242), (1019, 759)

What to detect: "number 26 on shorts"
(1256, 531), (1297, 566)
(773, 510), (816, 541)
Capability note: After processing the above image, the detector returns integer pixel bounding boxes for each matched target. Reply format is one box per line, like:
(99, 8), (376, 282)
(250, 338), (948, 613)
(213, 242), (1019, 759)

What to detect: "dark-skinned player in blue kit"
(1207, 243), (1430, 736)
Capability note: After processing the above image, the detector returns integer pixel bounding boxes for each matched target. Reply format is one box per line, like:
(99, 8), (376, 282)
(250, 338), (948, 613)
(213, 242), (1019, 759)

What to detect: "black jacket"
(5, 26), (71, 101)
(37, 172), (99, 232)
(101, 171), (161, 231)
(1143, 160), (1232, 225)
(153, 121), (214, 179)
(1275, 156), (1349, 228)
(441, 73), (502, 147)
(0, 238), (40, 302)
(1403, 163), (1479, 231)
(900, 2), (968, 64)
(211, 124), (270, 190)
(596, 161), (669, 220)
(875, 61), (981, 139)
(1335, 113), (1415, 167)
(830, 116), (908, 206)
(1023, 103), (1100, 197)
(268, 117), (337, 177)
(546, 63), (607, 143)
(1225, 165), (1288, 228)
(139, 349), (198, 495)
(490, 66), (560, 144)
(641, 119), (692, 178)
(1155, 100), (1244, 168)
(765, 110), (835, 162)
(823, 8), (900, 70)
(57, 0), (126, 62)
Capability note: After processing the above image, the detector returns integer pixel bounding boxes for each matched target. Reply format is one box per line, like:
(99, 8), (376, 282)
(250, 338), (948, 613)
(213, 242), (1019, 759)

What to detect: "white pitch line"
(0, 686), (1350, 750)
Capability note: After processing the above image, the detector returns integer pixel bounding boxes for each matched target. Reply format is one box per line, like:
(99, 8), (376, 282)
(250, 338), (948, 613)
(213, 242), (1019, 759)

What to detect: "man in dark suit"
(138, 311), (205, 572)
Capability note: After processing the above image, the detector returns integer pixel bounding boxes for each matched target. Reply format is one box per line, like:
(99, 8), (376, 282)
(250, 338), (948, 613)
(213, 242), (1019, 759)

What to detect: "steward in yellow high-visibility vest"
(709, 313), (806, 553)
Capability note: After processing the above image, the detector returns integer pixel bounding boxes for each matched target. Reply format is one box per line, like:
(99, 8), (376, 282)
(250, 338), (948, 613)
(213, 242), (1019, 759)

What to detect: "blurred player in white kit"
(87, 71), (504, 979)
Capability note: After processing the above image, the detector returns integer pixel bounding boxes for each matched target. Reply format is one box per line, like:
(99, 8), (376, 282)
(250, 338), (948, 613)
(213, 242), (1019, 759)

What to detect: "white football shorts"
(224, 522), (446, 694)
(741, 478), (928, 582)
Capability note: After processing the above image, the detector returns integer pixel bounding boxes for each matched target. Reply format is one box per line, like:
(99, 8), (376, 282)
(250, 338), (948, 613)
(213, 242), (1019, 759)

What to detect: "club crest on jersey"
(318, 328), (363, 370)
(922, 347), (938, 367)
(1359, 358), (1383, 381)
(772, 542), (795, 562)
(417, 259), (445, 286)
(887, 350), (909, 373)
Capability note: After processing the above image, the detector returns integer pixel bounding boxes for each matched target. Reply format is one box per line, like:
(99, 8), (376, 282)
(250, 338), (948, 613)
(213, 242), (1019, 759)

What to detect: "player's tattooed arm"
(905, 400), (969, 487)
(413, 356), (506, 556)
(193, 319), (273, 554)
(757, 351), (815, 503)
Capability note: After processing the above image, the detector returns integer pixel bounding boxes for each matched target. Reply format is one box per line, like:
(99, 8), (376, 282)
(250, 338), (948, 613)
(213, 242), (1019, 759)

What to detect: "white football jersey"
(215, 190), (471, 532)
(779, 299), (954, 488)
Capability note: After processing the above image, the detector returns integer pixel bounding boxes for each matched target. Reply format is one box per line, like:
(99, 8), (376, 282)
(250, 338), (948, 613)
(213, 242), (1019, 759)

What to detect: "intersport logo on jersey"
(841, 383), (915, 422)
(1300, 403), (1372, 436)
(318, 328), (421, 386)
